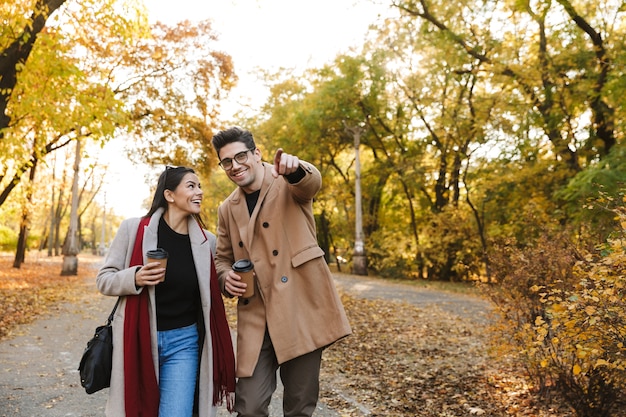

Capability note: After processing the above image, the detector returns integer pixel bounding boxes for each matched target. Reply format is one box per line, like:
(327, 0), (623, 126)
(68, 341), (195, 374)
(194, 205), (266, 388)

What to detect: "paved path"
(332, 273), (492, 324)
(0, 261), (490, 416)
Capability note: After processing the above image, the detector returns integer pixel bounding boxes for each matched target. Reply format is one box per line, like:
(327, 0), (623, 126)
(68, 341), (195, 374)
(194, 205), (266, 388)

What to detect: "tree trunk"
(61, 139), (81, 276)
(47, 170), (56, 256)
(316, 210), (332, 264)
(53, 161), (68, 256)
(13, 159), (38, 268)
(13, 222), (28, 268)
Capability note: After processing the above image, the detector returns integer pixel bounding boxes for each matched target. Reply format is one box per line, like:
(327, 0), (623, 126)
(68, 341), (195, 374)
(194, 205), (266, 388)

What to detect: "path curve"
(333, 272), (493, 324)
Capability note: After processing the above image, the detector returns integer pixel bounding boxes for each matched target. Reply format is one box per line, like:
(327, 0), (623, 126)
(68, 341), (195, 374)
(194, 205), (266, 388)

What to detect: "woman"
(96, 166), (235, 417)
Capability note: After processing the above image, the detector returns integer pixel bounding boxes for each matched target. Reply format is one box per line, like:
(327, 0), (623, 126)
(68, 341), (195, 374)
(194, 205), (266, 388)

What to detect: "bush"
(529, 223), (626, 417)
(483, 230), (581, 390)
(483, 210), (626, 417)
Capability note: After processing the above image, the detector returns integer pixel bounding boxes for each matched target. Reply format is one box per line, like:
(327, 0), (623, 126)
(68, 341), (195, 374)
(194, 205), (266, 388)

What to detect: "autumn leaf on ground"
(0, 253), (101, 341)
(318, 295), (581, 416)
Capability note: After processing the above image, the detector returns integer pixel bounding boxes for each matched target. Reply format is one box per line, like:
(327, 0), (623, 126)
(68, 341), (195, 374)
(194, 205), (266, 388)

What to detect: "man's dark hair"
(211, 126), (256, 155)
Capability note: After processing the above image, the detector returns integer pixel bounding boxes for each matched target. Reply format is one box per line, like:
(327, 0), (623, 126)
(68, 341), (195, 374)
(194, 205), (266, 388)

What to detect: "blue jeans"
(157, 323), (199, 417)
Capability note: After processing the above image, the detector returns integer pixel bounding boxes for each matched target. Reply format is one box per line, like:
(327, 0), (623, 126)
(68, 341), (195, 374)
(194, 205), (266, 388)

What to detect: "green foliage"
(557, 144), (626, 242)
(420, 208), (484, 281)
(366, 228), (417, 278)
(0, 225), (17, 251)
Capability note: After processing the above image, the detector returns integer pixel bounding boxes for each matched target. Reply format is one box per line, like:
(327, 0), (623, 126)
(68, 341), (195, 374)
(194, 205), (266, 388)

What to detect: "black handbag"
(78, 297), (120, 394)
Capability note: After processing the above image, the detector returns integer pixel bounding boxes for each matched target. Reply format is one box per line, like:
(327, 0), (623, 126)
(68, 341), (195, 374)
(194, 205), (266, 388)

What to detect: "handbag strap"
(106, 297), (121, 325)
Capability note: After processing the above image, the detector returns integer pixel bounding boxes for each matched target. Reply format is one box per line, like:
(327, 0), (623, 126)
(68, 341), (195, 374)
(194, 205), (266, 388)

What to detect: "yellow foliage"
(595, 359), (610, 368)
(488, 207), (626, 415)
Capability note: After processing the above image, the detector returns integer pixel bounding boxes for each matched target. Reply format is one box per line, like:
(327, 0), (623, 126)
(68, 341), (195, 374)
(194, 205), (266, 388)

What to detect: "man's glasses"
(218, 148), (255, 170)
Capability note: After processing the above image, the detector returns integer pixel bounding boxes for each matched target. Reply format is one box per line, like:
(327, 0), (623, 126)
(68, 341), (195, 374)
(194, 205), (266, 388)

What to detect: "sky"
(148, 0), (389, 118)
(100, 0), (389, 218)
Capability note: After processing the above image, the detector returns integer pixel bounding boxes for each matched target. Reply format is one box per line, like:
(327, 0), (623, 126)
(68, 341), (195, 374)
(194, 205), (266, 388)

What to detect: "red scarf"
(124, 217), (159, 417)
(209, 254), (236, 411)
(123, 217), (235, 416)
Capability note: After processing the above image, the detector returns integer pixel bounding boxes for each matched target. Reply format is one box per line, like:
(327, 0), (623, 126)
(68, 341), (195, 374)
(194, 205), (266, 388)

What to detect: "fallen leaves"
(318, 294), (581, 416)
(1, 252), (620, 416)
(0, 253), (100, 341)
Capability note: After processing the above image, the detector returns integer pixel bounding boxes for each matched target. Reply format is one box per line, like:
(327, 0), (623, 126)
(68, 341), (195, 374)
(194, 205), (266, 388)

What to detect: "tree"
(0, 1), (137, 269)
(391, 0), (623, 172)
(253, 53), (435, 277)
(101, 19), (236, 174)
(0, 0), (68, 134)
(1, 0), (140, 210)
(1, 2), (236, 266)
(358, 0), (626, 278)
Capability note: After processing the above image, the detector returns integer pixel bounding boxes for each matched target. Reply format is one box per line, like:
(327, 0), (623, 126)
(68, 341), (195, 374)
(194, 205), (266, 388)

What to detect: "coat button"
(238, 241), (244, 247)
(272, 250), (278, 256)
(262, 222), (269, 228)
(281, 276), (288, 283)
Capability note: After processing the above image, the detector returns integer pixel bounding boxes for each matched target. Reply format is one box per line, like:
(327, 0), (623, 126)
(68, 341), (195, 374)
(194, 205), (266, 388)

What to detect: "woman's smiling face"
(167, 172), (203, 215)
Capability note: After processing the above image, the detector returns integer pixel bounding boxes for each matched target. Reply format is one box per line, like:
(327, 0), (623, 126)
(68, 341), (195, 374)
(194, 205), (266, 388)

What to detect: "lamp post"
(344, 122), (368, 276)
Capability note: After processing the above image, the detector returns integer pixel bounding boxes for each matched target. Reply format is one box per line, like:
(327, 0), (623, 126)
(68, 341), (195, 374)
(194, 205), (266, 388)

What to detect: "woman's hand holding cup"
(136, 248), (168, 287)
(135, 261), (166, 287)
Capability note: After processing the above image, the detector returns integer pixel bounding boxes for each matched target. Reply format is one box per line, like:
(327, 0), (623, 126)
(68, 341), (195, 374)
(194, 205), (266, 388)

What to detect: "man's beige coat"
(96, 208), (224, 417)
(215, 162), (352, 377)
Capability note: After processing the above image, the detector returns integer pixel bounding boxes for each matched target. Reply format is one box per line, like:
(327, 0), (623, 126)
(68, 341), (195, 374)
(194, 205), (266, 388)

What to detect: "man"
(211, 127), (351, 417)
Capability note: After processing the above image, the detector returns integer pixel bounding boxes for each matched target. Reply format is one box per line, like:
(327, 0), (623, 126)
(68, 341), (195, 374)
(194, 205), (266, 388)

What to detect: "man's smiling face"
(219, 143), (263, 193)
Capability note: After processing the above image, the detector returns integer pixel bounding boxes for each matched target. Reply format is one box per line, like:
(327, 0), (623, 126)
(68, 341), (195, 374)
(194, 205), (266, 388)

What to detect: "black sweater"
(154, 217), (200, 331)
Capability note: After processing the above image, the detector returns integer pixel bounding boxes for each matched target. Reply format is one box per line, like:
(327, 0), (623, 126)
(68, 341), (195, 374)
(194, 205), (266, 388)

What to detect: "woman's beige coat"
(214, 161), (352, 377)
(96, 208), (223, 417)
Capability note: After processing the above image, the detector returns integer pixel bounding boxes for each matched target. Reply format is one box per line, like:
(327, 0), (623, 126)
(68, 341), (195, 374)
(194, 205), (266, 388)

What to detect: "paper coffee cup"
(232, 259), (255, 298)
(146, 248), (168, 270)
